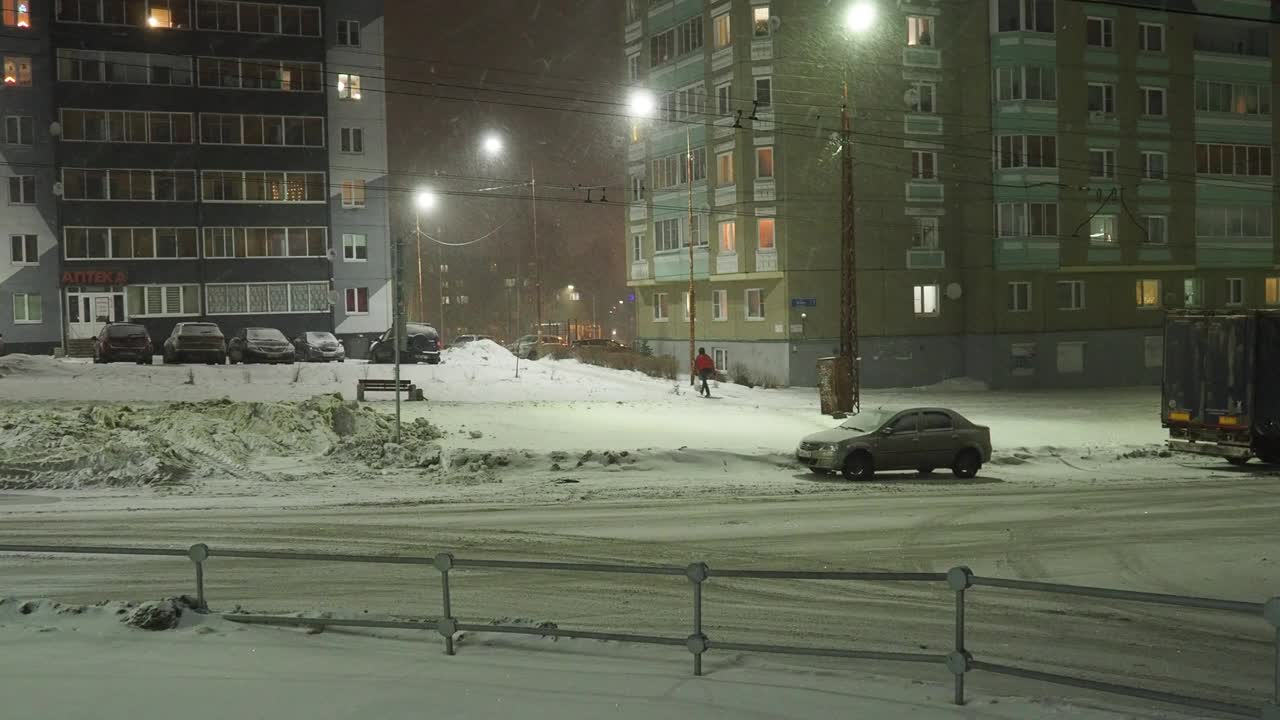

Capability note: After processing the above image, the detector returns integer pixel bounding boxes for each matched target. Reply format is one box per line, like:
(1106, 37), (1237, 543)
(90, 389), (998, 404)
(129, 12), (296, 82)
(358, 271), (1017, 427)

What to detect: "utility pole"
(414, 212), (425, 323)
(391, 230), (404, 442)
(686, 128), (696, 387)
(437, 225), (446, 342)
(532, 164), (542, 357)
(840, 82), (860, 413)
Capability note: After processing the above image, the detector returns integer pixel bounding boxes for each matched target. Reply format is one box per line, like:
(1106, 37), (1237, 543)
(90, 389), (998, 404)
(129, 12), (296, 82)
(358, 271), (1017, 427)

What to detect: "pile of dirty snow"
(0, 395), (442, 489)
(442, 339), (516, 365)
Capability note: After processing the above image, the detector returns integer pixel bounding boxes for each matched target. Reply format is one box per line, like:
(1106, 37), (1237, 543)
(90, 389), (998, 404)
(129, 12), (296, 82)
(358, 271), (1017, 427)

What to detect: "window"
(1194, 20), (1269, 57)
(1223, 277), (1246, 306)
(1136, 279), (1161, 309)
(755, 147), (774, 178)
(7, 175), (34, 204)
(690, 216), (706, 247)
(127, 284), (200, 317)
(1142, 151), (1166, 180)
(713, 12), (731, 48)
(716, 82), (732, 115)
(1089, 215), (1116, 244)
(649, 148), (706, 189)
(625, 0), (639, 23)
(1007, 282), (1032, 312)
(913, 284), (940, 317)
(64, 227), (199, 259)
(630, 233), (643, 263)
(997, 0), (1054, 33)
(200, 113), (323, 147)
(342, 233), (367, 261)
(753, 6), (769, 37)
(745, 288), (765, 320)
(1196, 206), (1273, 238)
(3, 55), (32, 86)
(755, 77), (772, 108)
(1057, 342), (1084, 374)
(3, 0), (31, 27)
(718, 221), (736, 252)
(1195, 80), (1271, 115)
(196, 57), (322, 92)
(1195, 143), (1272, 177)
(58, 49), (192, 86)
(1143, 215), (1167, 245)
(908, 81), (935, 114)
(1057, 281), (1085, 310)
(677, 15), (703, 55)
(713, 348), (728, 368)
(336, 19), (360, 46)
(337, 73), (361, 100)
(650, 15), (703, 66)
(716, 151), (734, 185)
(340, 127), (363, 153)
(1011, 343), (1036, 375)
(627, 53), (640, 82)
(1140, 22), (1165, 52)
(1266, 278), (1280, 306)
(1087, 83), (1115, 114)
(341, 179), (366, 208)
(1088, 148), (1115, 178)
(1086, 16), (1113, 48)
(997, 135), (1057, 168)
(199, 170), (324, 203)
(889, 413), (919, 434)
(205, 281), (330, 315)
(1142, 87), (1166, 117)
(712, 289), (727, 321)
(9, 233), (37, 264)
(654, 218), (681, 252)
(911, 150), (936, 179)
(921, 411), (953, 432)
(629, 173), (643, 202)
(1184, 278), (1203, 307)
(4, 115), (32, 145)
(344, 287), (369, 314)
(907, 15), (933, 47)
(653, 292), (669, 321)
(194, 1), (321, 36)
(63, 168), (197, 201)
(995, 66), (1057, 102)
(912, 217), (938, 249)
(757, 217), (775, 250)
(12, 292), (40, 323)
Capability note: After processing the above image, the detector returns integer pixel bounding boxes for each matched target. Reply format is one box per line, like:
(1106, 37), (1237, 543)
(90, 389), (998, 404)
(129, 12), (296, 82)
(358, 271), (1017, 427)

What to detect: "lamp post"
(479, 133), (541, 356)
(413, 190), (436, 324)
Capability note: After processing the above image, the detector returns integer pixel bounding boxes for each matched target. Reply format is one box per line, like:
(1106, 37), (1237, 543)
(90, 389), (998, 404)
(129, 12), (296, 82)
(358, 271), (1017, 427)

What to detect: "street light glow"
(415, 190), (437, 211)
(845, 2), (876, 32)
(481, 134), (504, 156)
(627, 89), (656, 118)
(567, 284), (576, 291)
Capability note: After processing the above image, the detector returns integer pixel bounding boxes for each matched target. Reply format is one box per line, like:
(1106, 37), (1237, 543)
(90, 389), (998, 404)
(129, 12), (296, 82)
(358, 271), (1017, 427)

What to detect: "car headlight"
(817, 443), (839, 453)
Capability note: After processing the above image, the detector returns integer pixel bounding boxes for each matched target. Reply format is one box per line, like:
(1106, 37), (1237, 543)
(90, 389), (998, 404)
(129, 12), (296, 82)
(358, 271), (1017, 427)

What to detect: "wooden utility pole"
(686, 128), (697, 386)
(840, 82), (860, 413)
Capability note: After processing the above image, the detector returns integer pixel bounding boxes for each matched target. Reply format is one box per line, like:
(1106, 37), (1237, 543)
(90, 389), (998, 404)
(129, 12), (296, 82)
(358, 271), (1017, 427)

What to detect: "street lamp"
(627, 89), (656, 118)
(844, 2), (876, 33)
(481, 133), (504, 156)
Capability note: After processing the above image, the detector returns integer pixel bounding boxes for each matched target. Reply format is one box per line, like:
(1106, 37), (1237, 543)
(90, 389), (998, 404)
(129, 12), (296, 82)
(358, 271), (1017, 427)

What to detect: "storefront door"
(65, 287), (126, 340)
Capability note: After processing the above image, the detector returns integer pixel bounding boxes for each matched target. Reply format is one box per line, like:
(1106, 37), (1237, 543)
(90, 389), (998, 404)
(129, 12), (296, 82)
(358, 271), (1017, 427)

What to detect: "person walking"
(694, 347), (715, 398)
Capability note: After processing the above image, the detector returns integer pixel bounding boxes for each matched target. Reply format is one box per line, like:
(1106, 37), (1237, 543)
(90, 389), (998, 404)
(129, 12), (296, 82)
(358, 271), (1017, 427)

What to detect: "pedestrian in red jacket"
(694, 347), (715, 397)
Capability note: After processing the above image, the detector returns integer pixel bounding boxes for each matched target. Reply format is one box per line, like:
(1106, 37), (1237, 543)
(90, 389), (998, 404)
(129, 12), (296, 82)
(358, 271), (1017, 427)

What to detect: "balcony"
(630, 261), (650, 281)
(750, 39), (773, 61)
(904, 113), (943, 136)
(905, 181), (944, 202)
(715, 252), (738, 274)
(753, 178), (776, 202)
(907, 249), (945, 269)
(629, 204), (648, 222)
(712, 46), (733, 71)
(902, 46), (940, 68)
(995, 237), (1059, 270)
(755, 251), (778, 272)
(714, 184), (737, 207)
(654, 249), (709, 280)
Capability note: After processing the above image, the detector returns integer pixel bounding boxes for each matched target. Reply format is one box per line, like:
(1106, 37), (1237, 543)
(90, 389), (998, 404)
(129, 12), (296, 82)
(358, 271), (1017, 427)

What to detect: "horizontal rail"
(970, 661), (1259, 718)
(224, 614), (437, 631)
(711, 569), (947, 582)
(456, 623), (688, 647)
(972, 576), (1264, 615)
(0, 543), (189, 558)
(709, 639), (943, 664)
(210, 549), (435, 566)
(453, 558), (686, 576)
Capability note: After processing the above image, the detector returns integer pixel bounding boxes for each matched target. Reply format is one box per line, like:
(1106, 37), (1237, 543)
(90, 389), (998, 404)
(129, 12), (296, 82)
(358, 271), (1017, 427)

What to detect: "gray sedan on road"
(797, 408), (992, 480)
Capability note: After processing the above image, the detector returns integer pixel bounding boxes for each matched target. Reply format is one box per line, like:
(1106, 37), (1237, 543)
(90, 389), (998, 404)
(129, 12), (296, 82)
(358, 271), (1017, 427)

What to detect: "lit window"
(745, 288), (765, 319)
(341, 179), (365, 208)
(1136, 279), (1161, 309)
(753, 6), (770, 37)
(912, 217), (938, 249)
(907, 16), (933, 47)
(148, 7), (172, 28)
(716, 151), (734, 185)
(1089, 215), (1116, 244)
(913, 284), (940, 317)
(757, 217), (775, 250)
(3, 0), (31, 27)
(713, 13), (731, 48)
(718, 221), (736, 252)
(337, 73), (361, 100)
(755, 146), (774, 178)
(1266, 277), (1280, 306)
(3, 55), (32, 86)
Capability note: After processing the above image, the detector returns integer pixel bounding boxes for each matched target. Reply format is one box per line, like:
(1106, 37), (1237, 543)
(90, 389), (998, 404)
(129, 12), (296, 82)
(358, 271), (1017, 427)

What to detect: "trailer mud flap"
(1167, 438), (1251, 460)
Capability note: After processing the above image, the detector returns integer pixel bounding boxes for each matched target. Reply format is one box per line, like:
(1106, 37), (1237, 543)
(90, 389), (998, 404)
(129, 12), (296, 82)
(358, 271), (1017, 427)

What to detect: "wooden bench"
(356, 378), (424, 402)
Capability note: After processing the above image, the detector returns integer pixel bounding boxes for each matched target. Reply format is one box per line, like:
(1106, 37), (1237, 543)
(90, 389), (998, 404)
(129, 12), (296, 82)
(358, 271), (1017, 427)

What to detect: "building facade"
(0, 0), (391, 356)
(624, 0), (1280, 389)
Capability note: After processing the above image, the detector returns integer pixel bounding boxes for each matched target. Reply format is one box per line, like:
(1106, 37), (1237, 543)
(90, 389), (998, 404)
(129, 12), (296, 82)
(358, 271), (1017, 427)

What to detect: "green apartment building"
(623, 0), (1280, 388)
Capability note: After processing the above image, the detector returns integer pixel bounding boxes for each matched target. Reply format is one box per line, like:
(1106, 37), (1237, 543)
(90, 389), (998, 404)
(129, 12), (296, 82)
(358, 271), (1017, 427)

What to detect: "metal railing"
(1, 542), (1275, 718)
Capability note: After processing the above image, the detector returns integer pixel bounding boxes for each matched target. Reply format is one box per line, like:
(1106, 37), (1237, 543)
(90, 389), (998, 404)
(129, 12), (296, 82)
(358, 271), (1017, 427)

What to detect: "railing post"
(435, 553), (456, 656)
(946, 566), (974, 706)
(187, 543), (209, 611)
(685, 562), (709, 676)
(1265, 597), (1280, 719)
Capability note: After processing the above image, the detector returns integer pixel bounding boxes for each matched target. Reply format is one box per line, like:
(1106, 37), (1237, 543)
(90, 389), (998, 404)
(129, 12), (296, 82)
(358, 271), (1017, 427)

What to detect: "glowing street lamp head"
(481, 134), (504, 156)
(567, 284), (576, 291)
(628, 89), (656, 118)
(845, 2), (876, 33)
(415, 190), (437, 211)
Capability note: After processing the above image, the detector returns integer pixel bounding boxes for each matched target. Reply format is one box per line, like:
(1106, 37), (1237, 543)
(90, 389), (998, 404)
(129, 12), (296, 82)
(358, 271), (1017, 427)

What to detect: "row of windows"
(196, 57), (322, 92)
(202, 226), (326, 258)
(641, 217), (775, 256)
(58, 109), (191, 143)
(207, 281), (329, 314)
(62, 168), (197, 201)
(51, 109), (356, 149)
(9, 172), (373, 206)
(53, 0), (321, 36)
(12, 228), (369, 266)
(650, 148), (707, 190)
(651, 288), (767, 322)
(713, 146), (774, 186)
(200, 112), (323, 147)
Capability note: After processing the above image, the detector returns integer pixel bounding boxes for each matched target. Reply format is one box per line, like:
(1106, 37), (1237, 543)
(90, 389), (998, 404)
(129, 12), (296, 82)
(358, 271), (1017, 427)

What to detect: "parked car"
(292, 331), (346, 363)
(453, 334), (494, 346)
(227, 327), (296, 364)
(93, 322), (153, 364)
(162, 322), (226, 365)
(572, 338), (626, 352)
(511, 334), (566, 360)
(369, 323), (441, 364)
(796, 407), (991, 480)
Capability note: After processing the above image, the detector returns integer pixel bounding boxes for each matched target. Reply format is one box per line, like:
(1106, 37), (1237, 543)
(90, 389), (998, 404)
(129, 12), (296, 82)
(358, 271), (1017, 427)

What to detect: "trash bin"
(345, 335), (372, 360)
(817, 356), (852, 416)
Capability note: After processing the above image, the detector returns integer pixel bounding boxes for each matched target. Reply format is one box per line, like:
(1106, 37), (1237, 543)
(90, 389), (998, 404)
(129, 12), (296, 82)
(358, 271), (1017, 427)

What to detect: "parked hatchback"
(369, 323), (441, 364)
(511, 334), (566, 360)
(162, 322), (226, 365)
(292, 331), (345, 362)
(94, 323), (153, 364)
(228, 327), (296, 364)
(796, 407), (992, 480)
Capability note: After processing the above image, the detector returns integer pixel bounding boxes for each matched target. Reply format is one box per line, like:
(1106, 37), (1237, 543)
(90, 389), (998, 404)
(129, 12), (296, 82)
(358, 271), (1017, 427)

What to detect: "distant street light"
(482, 133), (504, 156)
(627, 89), (656, 118)
(415, 190), (437, 211)
(845, 2), (876, 33)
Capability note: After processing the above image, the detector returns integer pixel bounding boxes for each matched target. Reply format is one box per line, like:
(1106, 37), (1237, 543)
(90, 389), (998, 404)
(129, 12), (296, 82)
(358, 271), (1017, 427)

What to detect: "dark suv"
(369, 323), (441, 364)
(94, 323), (153, 364)
(228, 327), (296, 364)
(162, 322), (226, 365)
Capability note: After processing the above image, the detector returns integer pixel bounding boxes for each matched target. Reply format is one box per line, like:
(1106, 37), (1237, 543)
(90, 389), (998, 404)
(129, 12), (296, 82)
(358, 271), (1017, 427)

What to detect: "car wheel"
(841, 452), (874, 481)
(137, 358), (148, 365)
(808, 468), (833, 477)
(427, 358), (440, 365)
(952, 449), (981, 479)
(916, 467), (935, 476)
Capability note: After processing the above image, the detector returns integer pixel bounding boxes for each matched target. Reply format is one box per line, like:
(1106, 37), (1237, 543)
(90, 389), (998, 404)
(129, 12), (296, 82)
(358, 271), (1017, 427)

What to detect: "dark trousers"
(698, 369), (712, 396)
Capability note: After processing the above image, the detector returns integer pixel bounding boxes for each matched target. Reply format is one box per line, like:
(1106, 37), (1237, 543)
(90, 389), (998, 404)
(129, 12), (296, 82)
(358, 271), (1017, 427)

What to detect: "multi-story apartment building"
(624, 0), (1280, 389)
(0, 0), (390, 356)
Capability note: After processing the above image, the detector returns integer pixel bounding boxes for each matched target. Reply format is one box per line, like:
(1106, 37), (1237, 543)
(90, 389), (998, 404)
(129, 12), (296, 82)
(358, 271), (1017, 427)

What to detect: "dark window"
(889, 413), (918, 434)
(921, 412), (953, 431)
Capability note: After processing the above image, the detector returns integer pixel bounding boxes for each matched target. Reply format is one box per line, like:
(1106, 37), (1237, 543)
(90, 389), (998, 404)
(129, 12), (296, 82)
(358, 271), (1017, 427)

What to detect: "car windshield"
(106, 325), (146, 338)
(179, 324), (220, 336)
(838, 410), (894, 433)
(306, 332), (336, 344)
(247, 329), (286, 342)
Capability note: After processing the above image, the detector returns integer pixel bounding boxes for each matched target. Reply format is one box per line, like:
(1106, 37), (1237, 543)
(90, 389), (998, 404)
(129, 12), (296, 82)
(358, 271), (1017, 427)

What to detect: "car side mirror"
(880, 427), (894, 436)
